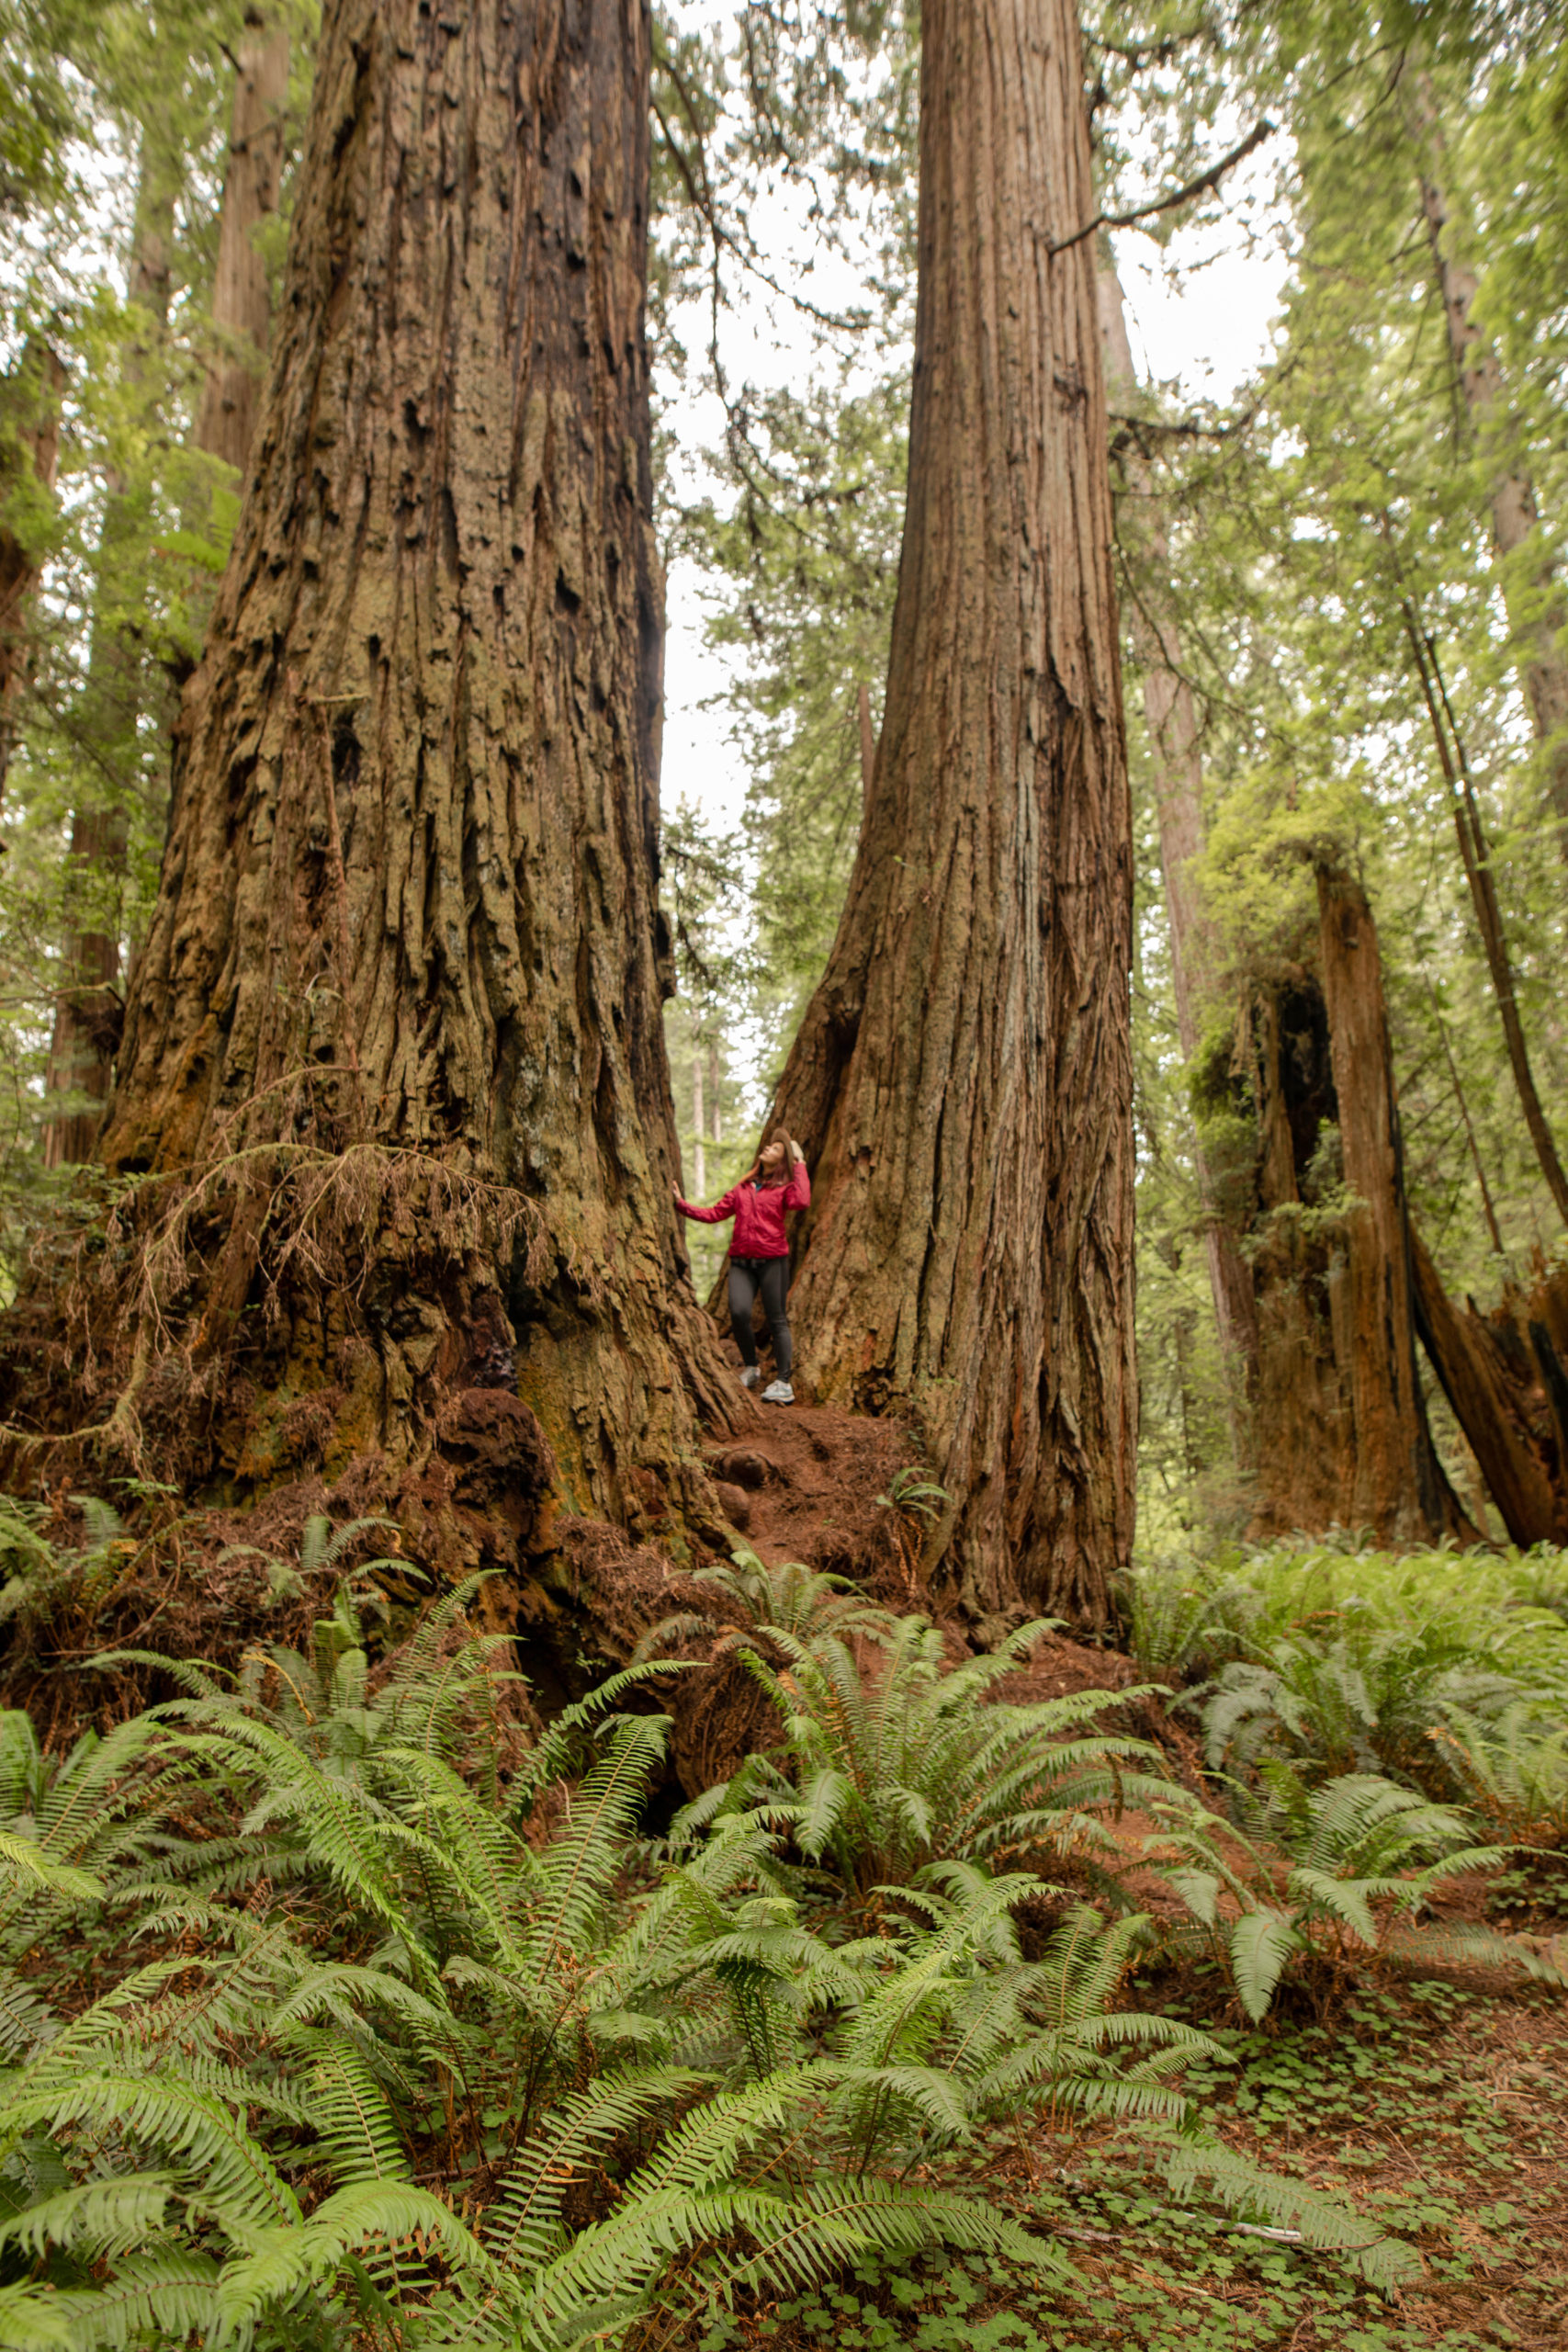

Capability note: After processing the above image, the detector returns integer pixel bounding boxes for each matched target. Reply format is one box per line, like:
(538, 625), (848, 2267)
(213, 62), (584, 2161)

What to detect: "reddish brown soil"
(702, 1399), (923, 1588)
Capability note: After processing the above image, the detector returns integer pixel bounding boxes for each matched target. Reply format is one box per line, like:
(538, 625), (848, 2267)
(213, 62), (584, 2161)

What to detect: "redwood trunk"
(765, 0), (1136, 1627)
(193, 11), (290, 478)
(1097, 263), (1257, 1428)
(6, 0), (739, 1540)
(0, 341), (64, 810)
(1246, 978), (1352, 1535)
(1404, 69), (1568, 864)
(1314, 864), (1471, 1542)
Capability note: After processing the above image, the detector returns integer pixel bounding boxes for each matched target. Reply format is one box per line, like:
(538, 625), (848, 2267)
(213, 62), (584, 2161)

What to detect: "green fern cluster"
(671, 1555), (1171, 1896)
(1132, 1767), (1562, 2018)
(0, 1555), (1350, 2350)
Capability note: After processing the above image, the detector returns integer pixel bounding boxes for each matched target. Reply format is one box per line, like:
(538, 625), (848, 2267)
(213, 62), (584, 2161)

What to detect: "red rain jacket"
(678, 1164), (810, 1259)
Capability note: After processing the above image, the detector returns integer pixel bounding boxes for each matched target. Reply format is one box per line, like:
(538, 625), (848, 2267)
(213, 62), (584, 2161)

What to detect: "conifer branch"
(1050, 119), (1275, 255)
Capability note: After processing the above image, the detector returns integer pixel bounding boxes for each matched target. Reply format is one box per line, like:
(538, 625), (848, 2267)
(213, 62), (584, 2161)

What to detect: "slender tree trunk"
(1404, 67), (1568, 863)
(1097, 262), (1258, 1431)
(194, 10), (290, 477)
(0, 339), (64, 812)
(693, 1041), (706, 1198)
(5, 0), (739, 1543)
(1314, 863), (1472, 1542)
(764, 0), (1136, 1627)
(41, 145), (178, 1170)
(855, 679), (876, 817)
(1400, 599), (1568, 1225)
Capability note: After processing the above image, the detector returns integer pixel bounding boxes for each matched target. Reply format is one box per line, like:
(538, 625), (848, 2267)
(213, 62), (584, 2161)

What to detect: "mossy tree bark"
(1243, 876), (1473, 1544)
(763, 0), (1136, 1628)
(4, 0), (739, 1555)
(0, 339), (63, 811)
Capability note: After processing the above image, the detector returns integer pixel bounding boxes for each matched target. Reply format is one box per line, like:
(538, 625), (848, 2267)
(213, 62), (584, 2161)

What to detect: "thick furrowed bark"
(766, 0), (1135, 1627)
(6, 0), (739, 1538)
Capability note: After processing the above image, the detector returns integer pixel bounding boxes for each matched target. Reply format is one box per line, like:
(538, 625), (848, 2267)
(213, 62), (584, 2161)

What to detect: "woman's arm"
(784, 1158), (811, 1210)
(673, 1182), (740, 1225)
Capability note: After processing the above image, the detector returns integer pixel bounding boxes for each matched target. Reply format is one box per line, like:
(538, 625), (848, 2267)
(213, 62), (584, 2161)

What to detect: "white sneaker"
(740, 1366), (761, 1390)
(761, 1380), (795, 1406)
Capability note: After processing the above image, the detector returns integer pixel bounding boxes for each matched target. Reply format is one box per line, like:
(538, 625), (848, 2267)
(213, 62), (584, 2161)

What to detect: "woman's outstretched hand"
(671, 1180), (682, 1203)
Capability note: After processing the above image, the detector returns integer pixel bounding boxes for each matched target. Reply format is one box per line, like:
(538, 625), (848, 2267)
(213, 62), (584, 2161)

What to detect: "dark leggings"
(728, 1256), (792, 1379)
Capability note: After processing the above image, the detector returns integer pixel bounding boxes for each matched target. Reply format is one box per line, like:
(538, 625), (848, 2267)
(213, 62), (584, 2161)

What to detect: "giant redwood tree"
(3, 0), (739, 1550)
(764, 0), (1136, 1625)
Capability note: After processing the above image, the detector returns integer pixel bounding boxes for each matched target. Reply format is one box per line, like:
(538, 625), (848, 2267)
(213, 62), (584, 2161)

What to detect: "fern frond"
(1162, 2135), (1423, 2290)
(0, 2171), (174, 2261)
(211, 2182), (492, 2345)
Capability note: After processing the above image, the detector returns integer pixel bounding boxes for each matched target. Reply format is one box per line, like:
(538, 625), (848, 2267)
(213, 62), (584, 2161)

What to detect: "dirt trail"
(702, 1399), (920, 1577)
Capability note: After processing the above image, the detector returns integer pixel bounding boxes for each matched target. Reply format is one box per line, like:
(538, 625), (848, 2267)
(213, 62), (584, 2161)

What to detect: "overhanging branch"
(1050, 119), (1275, 256)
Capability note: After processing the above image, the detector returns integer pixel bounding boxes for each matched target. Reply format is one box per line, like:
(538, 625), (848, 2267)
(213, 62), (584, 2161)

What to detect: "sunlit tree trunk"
(1097, 262), (1257, 1440)
(5, 0), (738, 1545)
(766, 0), (1136, 1627)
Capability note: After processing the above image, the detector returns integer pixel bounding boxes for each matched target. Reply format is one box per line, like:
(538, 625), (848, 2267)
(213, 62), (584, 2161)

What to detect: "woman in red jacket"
(674, 1130), (810, 1405)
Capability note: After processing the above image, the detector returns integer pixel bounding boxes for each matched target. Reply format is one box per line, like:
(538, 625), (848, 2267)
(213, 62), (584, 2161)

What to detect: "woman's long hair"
(758, 1128), (803, 1187)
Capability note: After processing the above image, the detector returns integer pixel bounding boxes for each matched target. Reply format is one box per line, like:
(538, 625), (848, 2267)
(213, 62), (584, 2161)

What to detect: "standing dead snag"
(0, 0), (739, 1555)
(763, 0), (1136, 1628)
(1314, 865), (1473, 1544)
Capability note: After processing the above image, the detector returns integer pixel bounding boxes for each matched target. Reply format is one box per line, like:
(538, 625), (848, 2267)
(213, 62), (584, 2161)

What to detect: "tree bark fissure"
(761, 0), (1136, 1626)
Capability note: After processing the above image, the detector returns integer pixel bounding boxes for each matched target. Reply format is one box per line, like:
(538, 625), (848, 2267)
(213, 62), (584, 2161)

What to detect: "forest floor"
(674, 1390), (1568, 2352)
(684, 1975), (1568, 2352)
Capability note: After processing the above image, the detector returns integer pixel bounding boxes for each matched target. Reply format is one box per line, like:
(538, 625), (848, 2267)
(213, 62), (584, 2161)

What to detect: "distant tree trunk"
(764, 0), (1136, 1627)
(0, 339), (64, 811)
(1314, 863), (1472, 1542)
(41, 142), (178, 1170)
(693, 1042), (706, 1198)
(4, 0), (738, 1548)
(193, 10), (290, 477)
(1097, 261), (1257, 1436)
(1404, 67), (1568, 864)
